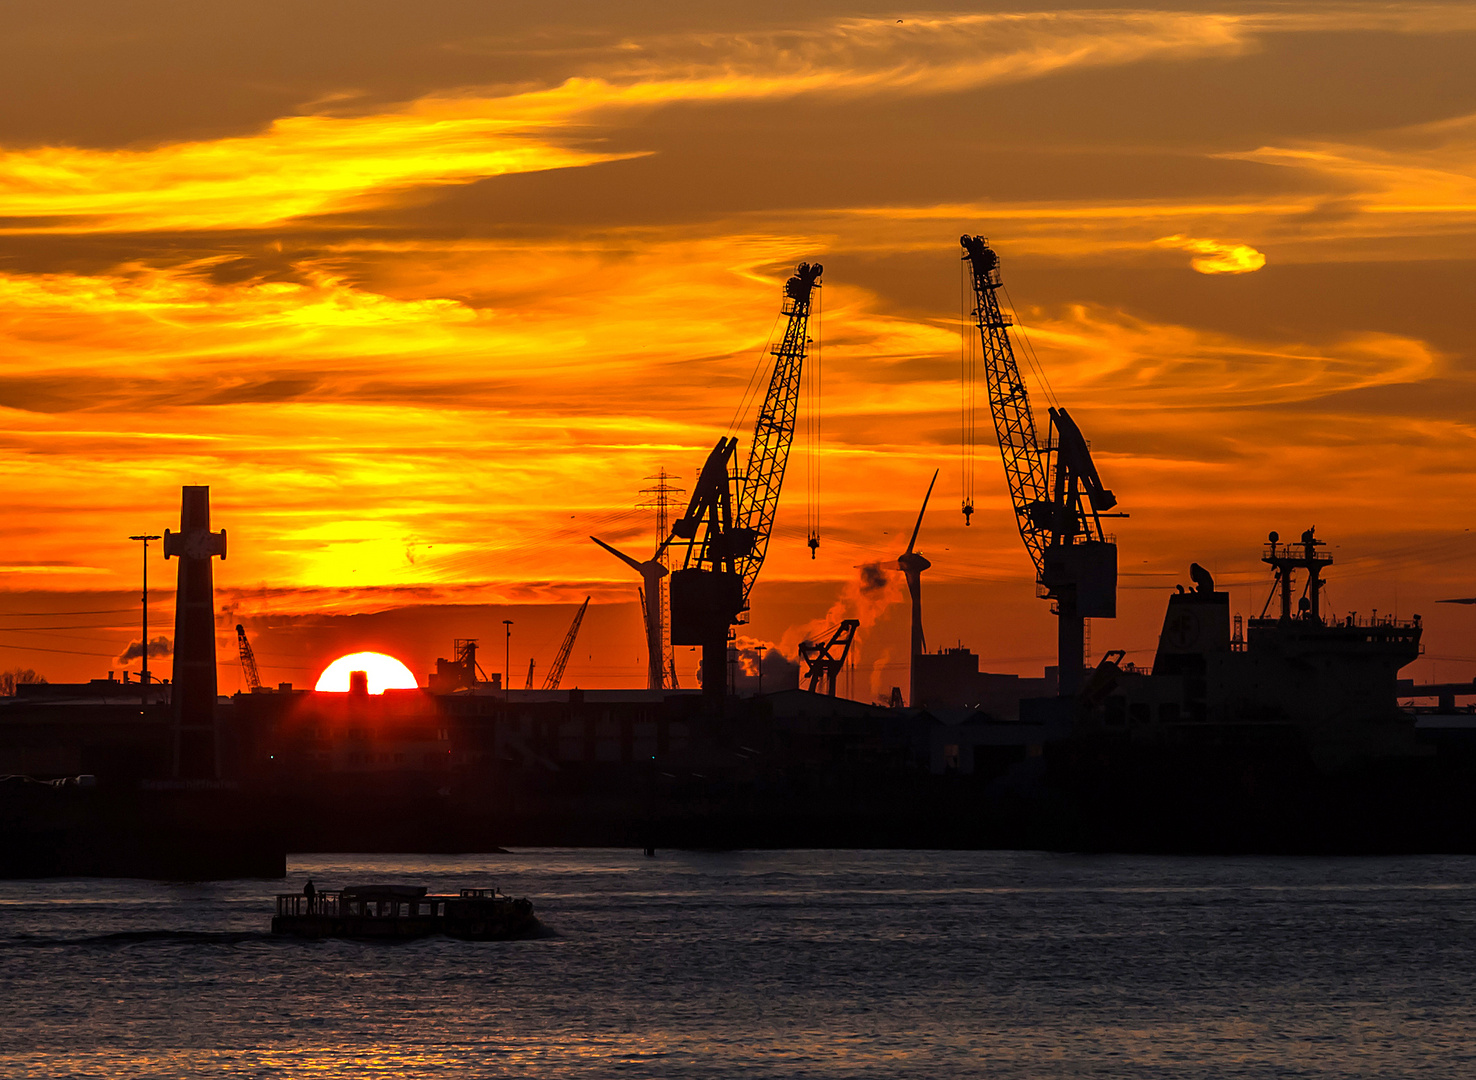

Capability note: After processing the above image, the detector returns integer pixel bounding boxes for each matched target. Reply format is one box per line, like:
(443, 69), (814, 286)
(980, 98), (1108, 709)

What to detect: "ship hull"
(272, 907), (538, 941)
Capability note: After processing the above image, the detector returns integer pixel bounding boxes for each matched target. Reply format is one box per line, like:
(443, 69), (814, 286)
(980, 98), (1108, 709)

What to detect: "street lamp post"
(503, 619), (513, 702)
(128, 533), (162, 707)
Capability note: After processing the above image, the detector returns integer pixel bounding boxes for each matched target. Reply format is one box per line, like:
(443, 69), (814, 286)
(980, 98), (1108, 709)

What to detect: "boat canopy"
(341, 884), (428, 899)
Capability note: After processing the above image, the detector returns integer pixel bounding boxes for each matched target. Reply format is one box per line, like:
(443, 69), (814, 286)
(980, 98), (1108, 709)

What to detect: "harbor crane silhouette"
(961, 236), (1124, 696)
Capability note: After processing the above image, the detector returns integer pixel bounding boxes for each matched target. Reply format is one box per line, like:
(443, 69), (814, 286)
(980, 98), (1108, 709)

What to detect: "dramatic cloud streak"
(0, 103), (643, 232)
(3, 6), (1462, 233)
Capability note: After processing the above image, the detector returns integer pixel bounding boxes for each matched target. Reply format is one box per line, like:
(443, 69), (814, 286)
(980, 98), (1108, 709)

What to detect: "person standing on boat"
(303, 879), (316, 914)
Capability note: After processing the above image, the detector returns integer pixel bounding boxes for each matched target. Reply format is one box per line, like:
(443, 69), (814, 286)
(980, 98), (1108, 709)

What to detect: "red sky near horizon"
(3, 1), (1476, 696)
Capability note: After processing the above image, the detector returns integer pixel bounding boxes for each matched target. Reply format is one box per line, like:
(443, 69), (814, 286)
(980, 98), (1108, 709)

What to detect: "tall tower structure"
(164, 486), (227, 778)
(638, 468), (684, 689)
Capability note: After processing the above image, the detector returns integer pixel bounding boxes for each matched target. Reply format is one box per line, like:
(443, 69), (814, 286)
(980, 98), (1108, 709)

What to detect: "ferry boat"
(272, 883), (538, 941)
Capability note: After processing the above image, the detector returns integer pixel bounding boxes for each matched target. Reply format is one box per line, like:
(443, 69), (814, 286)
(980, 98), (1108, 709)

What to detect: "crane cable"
(726, 310), (783, 441)
(806, 282), (821, 554)
(1001, 281), (1060, 411)
(960, 257), (975, 523)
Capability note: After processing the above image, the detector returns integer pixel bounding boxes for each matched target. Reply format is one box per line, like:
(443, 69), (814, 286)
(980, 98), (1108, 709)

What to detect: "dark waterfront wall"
(11, 672), (1476, 868)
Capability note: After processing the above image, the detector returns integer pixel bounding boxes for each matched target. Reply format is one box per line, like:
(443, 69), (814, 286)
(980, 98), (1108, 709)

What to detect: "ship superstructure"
(1087, 528), (1422, 760)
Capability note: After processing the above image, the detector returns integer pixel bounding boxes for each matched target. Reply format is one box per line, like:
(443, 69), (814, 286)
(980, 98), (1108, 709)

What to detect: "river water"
(2, 850), (1475, 1077)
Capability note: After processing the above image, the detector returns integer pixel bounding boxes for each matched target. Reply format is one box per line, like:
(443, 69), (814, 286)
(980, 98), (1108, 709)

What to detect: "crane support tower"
(668, 262), (823, 700)
(960, 236), (1122, 696)
(543, 597), (590, 691)
(668, 438), (745, 698)
(235, 624), (262, 692)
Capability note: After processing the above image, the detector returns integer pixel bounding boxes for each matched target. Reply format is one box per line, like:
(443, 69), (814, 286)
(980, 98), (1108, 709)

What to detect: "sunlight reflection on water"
(3, 850), (1476, 1077)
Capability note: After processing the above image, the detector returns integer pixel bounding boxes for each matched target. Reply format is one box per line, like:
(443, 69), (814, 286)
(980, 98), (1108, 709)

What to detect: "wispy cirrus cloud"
(7, 5), (1470, 235)
(1229, 111), (1476, 245)
(821, 97), (1476, 269)
(1016, 306), (1442, 408)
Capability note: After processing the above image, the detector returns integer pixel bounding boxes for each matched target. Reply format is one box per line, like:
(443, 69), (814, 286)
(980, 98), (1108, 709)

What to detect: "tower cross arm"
(164, 527), (227, 560)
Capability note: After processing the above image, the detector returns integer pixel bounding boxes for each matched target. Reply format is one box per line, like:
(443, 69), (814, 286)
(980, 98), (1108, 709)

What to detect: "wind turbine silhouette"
(897, 470), (938, 708)
(591, 535), (671, 691)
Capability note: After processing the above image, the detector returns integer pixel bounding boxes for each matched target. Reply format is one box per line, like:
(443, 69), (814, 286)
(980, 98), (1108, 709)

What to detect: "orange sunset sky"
(3, 1), (1475, 697)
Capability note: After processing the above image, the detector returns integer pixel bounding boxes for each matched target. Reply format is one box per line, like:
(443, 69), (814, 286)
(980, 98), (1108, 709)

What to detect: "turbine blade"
(591, 536), (645, 575)
(905, 469), (939, 555)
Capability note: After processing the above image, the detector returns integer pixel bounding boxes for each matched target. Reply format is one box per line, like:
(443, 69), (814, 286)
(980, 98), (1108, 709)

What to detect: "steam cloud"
(118, 636), (171, 663)
(731, 635), (800, 693)
(782, 559), (905, 701)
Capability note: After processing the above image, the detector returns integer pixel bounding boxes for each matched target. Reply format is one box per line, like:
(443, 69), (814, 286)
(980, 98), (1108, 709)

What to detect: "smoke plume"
(781, 560), (904, 699)
(118, 636), (171, 663)
(731, 634), (800, 694)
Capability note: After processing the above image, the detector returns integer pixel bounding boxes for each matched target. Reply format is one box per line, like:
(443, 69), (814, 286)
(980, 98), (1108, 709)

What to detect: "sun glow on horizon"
(314, 651), (420, 694)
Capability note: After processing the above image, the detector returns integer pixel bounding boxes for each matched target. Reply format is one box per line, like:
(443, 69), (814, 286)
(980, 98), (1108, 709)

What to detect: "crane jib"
(961, 237), (1051, 577)
(734, 262), (822, 607)
(542, 596), (590, 690)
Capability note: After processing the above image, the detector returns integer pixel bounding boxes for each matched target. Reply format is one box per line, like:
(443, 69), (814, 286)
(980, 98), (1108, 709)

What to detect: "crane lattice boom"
(235, 624), (262, 692)
(960, 237), (1052, 576)
(543, 596), (590, 690)
(734, 261), (822, 606)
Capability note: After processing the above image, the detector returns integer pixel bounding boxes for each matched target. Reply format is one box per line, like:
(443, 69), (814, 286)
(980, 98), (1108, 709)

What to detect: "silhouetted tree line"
(0, 668), (46, 695)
